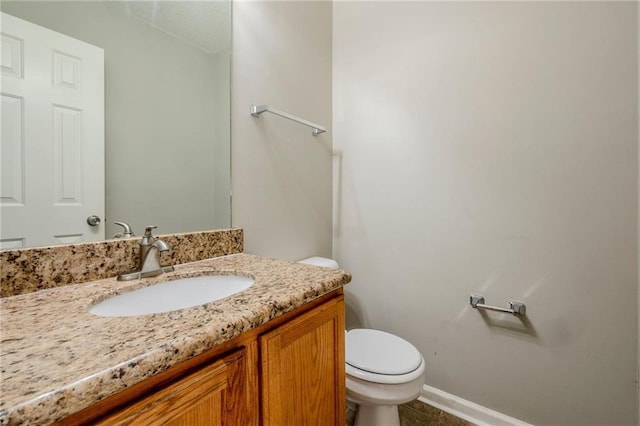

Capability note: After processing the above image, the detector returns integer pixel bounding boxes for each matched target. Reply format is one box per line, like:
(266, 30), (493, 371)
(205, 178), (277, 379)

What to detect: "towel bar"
(470, 295), (526, 316)
(250, 104), (327, 136)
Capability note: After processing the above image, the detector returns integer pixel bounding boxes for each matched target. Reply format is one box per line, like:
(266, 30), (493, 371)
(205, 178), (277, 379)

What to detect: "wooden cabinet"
(96, 348), (251, 426)
(260, 296), (345, 426)
(61, 290), (344, 426)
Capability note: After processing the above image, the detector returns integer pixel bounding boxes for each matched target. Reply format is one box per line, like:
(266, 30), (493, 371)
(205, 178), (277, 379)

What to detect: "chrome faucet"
(117, 225), (175, 281)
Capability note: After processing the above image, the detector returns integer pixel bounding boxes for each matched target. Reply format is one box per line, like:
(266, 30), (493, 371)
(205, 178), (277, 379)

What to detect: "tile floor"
(347, 399), (473, 426)
(399, 400), (473, 426)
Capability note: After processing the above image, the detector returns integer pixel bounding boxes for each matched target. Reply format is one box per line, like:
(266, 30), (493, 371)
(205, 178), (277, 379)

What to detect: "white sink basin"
(89, 274), (254, 317)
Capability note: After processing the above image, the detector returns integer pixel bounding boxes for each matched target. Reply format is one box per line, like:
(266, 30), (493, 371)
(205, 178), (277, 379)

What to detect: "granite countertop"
(0, 253), (351, 425)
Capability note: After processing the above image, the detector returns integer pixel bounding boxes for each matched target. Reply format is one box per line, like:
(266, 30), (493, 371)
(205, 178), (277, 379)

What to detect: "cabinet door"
(97, 348), (250, 426)
(260, 296), (345, 426)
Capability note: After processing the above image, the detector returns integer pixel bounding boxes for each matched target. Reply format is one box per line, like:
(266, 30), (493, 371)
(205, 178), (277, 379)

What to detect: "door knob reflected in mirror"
(86, 215), (101, 226)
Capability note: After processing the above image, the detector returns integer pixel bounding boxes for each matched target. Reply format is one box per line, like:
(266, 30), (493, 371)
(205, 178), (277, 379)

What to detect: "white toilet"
(298, 257), (426, 426)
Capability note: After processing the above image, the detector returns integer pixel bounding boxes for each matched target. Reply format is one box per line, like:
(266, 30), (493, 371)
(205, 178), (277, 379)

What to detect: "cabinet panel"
(260, 296), (345, 426)
(97, 348), (249, 426)
(59, 291), (344, 426)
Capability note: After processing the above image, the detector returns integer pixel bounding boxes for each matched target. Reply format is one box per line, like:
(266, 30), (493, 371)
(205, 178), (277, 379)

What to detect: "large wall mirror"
(0, 1), (231, 249)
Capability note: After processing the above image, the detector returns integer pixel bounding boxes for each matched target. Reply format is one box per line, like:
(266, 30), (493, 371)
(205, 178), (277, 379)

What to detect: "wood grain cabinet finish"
(96, 348), (250, 426)
(62, 291), (345, 426)
(260, 296), (346, 426)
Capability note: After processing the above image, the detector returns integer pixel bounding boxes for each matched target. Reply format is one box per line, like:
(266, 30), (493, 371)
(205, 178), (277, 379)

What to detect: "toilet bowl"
(346, 328), (425, 426)
(298, 257), (426, 426)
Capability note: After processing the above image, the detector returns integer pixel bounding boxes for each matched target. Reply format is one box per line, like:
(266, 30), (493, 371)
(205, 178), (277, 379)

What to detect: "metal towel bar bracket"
(470, 295), (526, 316)
(250, 104), (327, 136)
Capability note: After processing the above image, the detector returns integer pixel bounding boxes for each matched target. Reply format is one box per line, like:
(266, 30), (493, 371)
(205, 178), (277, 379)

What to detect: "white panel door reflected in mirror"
(1, 12), (105, 248)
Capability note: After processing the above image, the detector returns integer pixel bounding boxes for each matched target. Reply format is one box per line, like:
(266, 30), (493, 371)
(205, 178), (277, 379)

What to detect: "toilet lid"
(346, 329), (422, 375)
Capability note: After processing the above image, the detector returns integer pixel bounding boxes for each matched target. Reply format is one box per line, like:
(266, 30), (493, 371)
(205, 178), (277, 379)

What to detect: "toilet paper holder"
(470, 295), (526, 316)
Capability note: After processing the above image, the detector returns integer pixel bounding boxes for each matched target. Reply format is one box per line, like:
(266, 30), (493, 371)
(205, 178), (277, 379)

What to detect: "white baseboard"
(419, 385), (531, 426)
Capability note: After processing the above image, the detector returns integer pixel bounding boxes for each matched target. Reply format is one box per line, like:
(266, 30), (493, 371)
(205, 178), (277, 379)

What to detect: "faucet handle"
(143, 225), (157, 237)
(140, 225), (158, 245)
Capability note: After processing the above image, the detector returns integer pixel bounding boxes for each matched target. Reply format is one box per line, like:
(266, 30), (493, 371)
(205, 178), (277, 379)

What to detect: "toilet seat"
(346, 329), (425, 384)
(346, 358), (425, 385)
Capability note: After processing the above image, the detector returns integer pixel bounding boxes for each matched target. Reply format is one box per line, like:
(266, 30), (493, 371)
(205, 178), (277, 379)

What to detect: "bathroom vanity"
(0, 252), (351, 425)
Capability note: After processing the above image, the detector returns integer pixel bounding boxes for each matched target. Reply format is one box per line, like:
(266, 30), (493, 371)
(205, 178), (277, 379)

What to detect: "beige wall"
(334, 2), (638, 424)
(231, 1), (333, 260)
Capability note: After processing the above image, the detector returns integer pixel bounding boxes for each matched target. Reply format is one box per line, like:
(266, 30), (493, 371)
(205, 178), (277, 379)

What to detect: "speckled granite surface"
(0, 253), (351, 425)
(0, 229), (243, 297)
